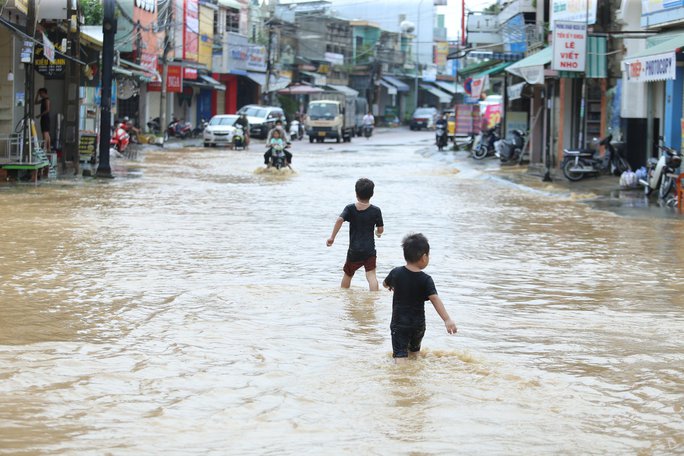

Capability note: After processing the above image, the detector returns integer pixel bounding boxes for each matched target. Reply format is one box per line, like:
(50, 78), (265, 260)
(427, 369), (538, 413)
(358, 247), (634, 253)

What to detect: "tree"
(82, 0), (103, 25)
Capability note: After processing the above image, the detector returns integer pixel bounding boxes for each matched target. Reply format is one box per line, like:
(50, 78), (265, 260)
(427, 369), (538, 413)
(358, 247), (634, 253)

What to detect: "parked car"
(410, 107), (438, 130)
(236, 105), (285, 139)
(203, 114), (239, 147)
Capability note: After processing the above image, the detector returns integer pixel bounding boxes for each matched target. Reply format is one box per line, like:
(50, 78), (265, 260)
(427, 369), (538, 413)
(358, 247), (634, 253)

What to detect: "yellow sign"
(435, 41), (449, 68)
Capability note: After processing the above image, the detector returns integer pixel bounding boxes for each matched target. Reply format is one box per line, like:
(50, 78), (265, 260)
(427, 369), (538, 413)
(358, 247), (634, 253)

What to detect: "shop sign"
(183, 0), (199, 62)
(552, 21), (586, 72)
(147, 65), (183, 92)
(34, 44), (66, 79)
(483, 103), (502, 129)
(434, 41), (449, 67)
(468, 74), (489, 98)
(623, 52), (676, 82)
(13, 0), (28, 14)
(140, 52), (159, 80)
(79, 133), (98, 160)
(226, 34), (267, 72)
(550, 0), (597, 28)
(642, 0), (684, 14)
(21, 40), (33, 63)
(183, 68), (198, 80)
(324, 52), (344, 66)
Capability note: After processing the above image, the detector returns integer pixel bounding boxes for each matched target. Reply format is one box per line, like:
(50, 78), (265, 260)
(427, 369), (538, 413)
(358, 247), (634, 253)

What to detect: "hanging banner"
(623, 51), (676, 82)
(43, 33), (55, 63)
(552, 21), (587, 72)
(147, 65), (183, 92)
(507, 82), (525, 101)
(470, 74), (489, 98)
(550, 0), (597, 28)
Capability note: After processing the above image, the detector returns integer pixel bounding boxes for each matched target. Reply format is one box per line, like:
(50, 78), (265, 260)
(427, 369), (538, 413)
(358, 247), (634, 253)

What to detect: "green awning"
(505, 47), (552, 85)
(625, 31), (684, 61)
(458, 60), (503, 78)
(475, 61), (513, 78)
(559, 37), (607, 79)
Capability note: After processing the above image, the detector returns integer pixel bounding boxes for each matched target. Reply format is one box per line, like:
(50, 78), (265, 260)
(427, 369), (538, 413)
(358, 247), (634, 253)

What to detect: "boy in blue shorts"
(327, 178), (384, 291)
(384, 233), (457, 363)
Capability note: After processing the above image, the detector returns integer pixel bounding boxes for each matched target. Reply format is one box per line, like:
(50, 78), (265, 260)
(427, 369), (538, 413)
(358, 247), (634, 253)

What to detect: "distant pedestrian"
(383, 233), (457, 363)
(35, 88), (51, 152)
(326, 178), (384, 290)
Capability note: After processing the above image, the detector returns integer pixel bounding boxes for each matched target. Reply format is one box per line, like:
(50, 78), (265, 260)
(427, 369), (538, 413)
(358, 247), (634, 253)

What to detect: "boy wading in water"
(384, 233), (457, 363)
(327, 178), (384, 291)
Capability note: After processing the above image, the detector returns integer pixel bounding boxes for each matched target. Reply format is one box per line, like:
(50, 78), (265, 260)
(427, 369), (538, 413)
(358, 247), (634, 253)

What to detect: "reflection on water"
(0, 132), (683, 454)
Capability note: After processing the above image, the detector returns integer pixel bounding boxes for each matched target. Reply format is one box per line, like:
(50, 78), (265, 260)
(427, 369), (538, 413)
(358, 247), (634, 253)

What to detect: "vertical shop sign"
(552, 21), (586, 72)
(184, 0), (199, 62)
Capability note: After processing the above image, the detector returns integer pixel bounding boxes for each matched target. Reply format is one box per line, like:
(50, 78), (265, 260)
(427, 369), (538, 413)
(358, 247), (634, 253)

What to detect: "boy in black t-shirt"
(326, 178), (384, 290)
(384, 233), (457, 362)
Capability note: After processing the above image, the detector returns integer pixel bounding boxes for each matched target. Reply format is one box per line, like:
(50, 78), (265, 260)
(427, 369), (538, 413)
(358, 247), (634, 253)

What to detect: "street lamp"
(413, 0), (427, 113)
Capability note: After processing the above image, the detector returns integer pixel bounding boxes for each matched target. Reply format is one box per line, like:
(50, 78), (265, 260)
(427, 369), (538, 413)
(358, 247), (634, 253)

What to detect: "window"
(226, 8), (239, 34)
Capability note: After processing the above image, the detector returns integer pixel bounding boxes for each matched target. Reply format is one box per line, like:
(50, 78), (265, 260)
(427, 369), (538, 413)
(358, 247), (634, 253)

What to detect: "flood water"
(1, 130), (683, 455)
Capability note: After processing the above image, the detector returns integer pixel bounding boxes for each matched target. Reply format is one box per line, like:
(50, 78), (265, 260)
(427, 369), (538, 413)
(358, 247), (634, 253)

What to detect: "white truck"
(306, 90), (356, 143)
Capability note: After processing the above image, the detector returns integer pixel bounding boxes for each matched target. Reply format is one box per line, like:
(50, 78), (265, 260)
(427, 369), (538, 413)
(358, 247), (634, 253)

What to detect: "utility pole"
(97, 0), (116, 178)
(63, 0), (81, 172)
(24, 0), (35, 162)
(264, 23), (273, 105)
(160, 1), (173, 141)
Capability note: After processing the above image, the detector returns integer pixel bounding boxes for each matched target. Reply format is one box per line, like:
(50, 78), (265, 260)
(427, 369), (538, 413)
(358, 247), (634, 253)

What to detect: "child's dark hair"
(355, 178), (374, 200)
(402, 233), (430, 263)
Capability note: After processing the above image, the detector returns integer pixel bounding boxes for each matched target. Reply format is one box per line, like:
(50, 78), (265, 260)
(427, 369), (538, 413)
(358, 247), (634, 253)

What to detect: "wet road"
(1, 129), (683, 454)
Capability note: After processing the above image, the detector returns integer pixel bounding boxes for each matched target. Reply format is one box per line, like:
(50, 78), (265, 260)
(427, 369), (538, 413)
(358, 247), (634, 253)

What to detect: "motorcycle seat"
(564, 149), (594, 157)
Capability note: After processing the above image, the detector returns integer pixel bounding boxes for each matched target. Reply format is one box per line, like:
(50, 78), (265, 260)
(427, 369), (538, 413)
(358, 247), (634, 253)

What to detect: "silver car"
(203, 115), (239, 147)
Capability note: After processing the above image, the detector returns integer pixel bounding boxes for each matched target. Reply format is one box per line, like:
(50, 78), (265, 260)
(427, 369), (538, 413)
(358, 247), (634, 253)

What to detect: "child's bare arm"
(428, 294), (457, 334)
(376, 226), (384, 237)
(326, 217), (344, 247)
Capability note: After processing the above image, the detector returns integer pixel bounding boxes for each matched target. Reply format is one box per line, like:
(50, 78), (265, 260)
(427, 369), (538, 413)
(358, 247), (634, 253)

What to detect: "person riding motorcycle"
(235, 114), (250, 147)
(266, 119), (292, 165)
(263, 129), (291, 169)
(362, 111), (375, 138)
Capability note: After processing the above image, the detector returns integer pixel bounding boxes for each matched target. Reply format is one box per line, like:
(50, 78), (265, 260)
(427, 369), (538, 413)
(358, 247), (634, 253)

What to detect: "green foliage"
(483, 3), (501, 14)
(276, 94), (299, 121)
(82, 0), (103, 26)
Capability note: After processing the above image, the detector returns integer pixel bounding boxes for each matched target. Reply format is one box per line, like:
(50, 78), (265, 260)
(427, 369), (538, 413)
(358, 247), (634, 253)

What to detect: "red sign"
(147, 65), (183, 93)
(183, 0), (199, 62)
(183, 68), (198, 80)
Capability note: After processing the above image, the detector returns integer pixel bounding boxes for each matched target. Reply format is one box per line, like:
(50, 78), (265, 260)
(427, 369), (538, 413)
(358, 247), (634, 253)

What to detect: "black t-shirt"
(340, 203), (383, 262)
(384, 266), (437, 329)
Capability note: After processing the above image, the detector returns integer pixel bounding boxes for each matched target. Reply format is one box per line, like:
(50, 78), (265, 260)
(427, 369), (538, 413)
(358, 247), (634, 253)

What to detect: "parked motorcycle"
(167, 118), (192, 139)
(495, 129), (526, 164)
(192, 119), (208, 138)
(639, 141), (682, 198)
(561, 134), (631, 181)
(471, 125), (500, 160)
(435, 124), (448, 151)
(363, 124), (374, 139)
(110, 122), (130, 154)
(233, 125), (246, 150)
(289, 120), (303, 140)
(147, 117), (161, 134)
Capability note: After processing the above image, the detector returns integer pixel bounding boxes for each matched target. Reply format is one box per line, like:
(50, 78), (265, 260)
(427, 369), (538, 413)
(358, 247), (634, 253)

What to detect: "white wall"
(620, 0), (648, 118)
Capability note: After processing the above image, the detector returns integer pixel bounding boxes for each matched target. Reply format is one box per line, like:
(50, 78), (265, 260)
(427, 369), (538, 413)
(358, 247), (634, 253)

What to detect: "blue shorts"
(391, 325), (426, 358)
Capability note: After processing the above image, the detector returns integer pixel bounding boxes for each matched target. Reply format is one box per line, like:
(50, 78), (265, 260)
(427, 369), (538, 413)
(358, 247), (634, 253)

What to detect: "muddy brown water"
(1, 130), (683, 454)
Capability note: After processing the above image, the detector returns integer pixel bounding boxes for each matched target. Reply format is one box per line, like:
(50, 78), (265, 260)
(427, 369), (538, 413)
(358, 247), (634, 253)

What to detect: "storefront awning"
(380, 80), (397, 95)
(201, 75), (225, 91)
(246, 72), (292, 92)
(420, 84), (452, 103)
(277, 84), (325, 95)
(432, 80), (465, 94)
(474, 61), (513, 78)
(326, 84), (359, 97)
(622, 32), (684, 82)
(381, 76), (410, 92)
(505, 47), (552, 85)
(458, 60), (503, 78)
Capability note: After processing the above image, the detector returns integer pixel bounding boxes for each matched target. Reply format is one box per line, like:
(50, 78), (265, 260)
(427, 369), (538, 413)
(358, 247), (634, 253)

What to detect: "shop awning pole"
(96, 0), (116, 178)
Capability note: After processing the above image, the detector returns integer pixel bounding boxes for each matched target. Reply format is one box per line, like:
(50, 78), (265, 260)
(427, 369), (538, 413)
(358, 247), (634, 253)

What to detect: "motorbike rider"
(267, 119), (292, 165)
(235, 113), (250, 147)
(263, 129), (291, 169)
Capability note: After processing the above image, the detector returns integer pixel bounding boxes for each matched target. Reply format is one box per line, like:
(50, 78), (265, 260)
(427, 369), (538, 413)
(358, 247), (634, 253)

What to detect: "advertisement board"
(552, 21), (587, 72)
(550, 0), (597, 28)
